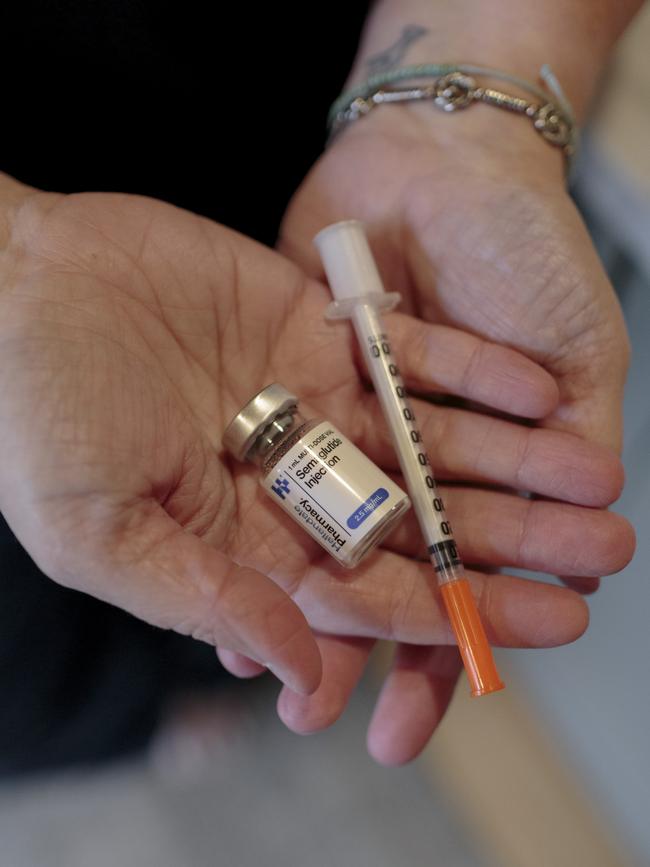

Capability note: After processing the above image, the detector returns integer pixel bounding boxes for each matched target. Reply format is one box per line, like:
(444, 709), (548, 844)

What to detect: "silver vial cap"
(222, 383), (298, 462)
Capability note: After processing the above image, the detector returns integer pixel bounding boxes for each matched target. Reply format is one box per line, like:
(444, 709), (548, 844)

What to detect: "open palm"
(280, 108), (629, 451)
(0, 181), (632, 763)
(279, 108), (634, 761)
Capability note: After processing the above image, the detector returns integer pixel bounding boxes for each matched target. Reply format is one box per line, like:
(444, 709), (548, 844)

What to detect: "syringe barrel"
(351, 304), (461, 576)
(316, 220), (505, 697)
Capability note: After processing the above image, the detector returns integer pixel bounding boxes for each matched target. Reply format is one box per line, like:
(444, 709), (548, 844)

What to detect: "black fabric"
(0, 1), (370, 775)
(0, 512), (223, 776)
(1, 1), (370, 244)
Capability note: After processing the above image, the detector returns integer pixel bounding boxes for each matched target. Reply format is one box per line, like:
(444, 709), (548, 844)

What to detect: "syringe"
(315, 220), (504, 697)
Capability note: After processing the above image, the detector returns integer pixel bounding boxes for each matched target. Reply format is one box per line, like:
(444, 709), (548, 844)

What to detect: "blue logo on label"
(271, 478), (290, 499)
(347, 488), (389, 529)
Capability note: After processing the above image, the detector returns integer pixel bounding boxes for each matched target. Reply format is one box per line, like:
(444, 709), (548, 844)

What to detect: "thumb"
(10, 496), (322, 696)
(543, 355), (629, 455)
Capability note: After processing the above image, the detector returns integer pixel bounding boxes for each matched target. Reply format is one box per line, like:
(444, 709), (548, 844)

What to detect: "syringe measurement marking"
(316, 220), (503, 693)
(368, 333), (461, 570)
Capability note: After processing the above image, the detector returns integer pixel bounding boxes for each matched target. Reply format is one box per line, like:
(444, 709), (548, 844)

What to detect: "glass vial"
(223, 383), (411, 567)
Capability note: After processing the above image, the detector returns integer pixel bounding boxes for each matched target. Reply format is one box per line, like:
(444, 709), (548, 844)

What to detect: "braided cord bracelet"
(328, 63), (578, 170)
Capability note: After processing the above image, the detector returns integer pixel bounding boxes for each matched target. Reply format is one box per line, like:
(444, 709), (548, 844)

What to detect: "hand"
(280, 108), (629, 450)
(277, 106), (635, 761)
(0, 175), (631, 763)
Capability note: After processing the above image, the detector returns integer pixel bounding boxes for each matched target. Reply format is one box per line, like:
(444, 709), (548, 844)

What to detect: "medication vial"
(223, 384), (411, 567)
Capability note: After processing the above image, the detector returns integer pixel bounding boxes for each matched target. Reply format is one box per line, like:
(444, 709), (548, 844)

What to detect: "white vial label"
(261, 421), (409, 566)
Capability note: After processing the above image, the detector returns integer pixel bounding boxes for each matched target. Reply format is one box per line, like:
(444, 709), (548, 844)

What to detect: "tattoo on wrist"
(366, 25), (428, 75)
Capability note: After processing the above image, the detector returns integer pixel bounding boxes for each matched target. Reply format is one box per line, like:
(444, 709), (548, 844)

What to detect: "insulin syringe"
(315, 221), (504, 697)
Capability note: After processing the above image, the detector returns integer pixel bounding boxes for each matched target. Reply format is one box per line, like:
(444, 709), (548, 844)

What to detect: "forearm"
(348, 0), (644, 120)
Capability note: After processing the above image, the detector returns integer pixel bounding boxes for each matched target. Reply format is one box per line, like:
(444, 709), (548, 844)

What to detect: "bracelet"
(328, 63), (577, 168)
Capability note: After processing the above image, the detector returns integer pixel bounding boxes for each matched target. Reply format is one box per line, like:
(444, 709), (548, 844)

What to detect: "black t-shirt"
(2, 0), (370, 243)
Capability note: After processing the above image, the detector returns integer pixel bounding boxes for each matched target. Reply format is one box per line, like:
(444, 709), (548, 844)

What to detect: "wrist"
(332, 94), (567, 189)
(345, 0), (644, 123)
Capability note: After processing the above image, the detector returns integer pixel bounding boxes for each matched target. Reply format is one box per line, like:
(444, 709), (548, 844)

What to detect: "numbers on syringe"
(370, 340), (392, 358)
(370, 334), (454, 536)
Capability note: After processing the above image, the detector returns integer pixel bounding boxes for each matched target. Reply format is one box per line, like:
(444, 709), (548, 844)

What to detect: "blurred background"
(1, 6), (649, 867)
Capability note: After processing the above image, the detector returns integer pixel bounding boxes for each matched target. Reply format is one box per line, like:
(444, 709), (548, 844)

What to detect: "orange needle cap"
(440, 578), (505, 697)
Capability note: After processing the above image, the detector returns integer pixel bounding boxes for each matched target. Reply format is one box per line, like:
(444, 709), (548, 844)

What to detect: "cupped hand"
(277, 107), (635, 762)
(280, 107), (629, 451)
(0, 175), (632, 765)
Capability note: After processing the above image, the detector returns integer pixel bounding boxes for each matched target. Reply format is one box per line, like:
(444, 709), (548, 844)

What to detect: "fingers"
(367, 645), (462, 766)
(277, 634), (374, 734)
(385, 486), (636, 578)
(560, 576), (601, 595)
(383, 312), (560, 418)
(217, 648), (267, 679)
(352, 398), (625, 508)
(33, 497), (322, 695)
(277, 634), (463, 766)
(293, 555), (590, 649)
